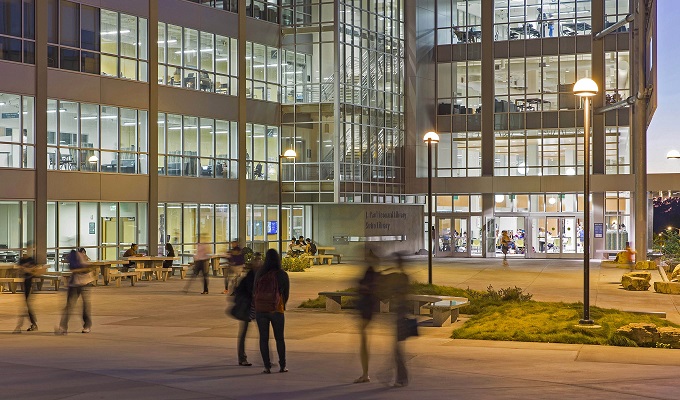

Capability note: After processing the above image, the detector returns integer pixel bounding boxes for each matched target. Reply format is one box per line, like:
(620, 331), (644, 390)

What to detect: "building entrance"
(436, 217), (469, 257)
(529, 216), (582, 258)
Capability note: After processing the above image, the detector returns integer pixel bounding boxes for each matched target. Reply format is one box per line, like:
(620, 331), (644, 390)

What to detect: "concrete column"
(148, 1), (159, 255)
(480, 0), (494, 176)
(591, 0), (606, 175)
(632, 0), (648, 259)
(481, 193), (494, 257)
(238, 0), (247, 244)
(34, 1), (47, 263)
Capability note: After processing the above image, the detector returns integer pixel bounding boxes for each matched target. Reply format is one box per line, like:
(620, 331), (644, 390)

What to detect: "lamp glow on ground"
(423, 131), (439, 284)
(574, 77), (598, 327)
(278, 149), (297, 257)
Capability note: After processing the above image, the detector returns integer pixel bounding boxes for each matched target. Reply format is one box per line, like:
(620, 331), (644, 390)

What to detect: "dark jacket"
(235, 268), (255, 302)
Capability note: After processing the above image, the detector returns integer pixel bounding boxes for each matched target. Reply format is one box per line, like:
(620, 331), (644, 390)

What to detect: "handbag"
(229, 297), (252, 321)
(397, 317), (419, 341)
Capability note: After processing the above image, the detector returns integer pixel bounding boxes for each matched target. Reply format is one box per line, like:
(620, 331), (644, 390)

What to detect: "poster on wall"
(267, 221), (278, 235)
(89, 222), (95, 235)
(594, 223), (603, 238)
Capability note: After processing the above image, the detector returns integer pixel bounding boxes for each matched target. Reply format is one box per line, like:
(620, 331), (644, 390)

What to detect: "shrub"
(282, 254), (310, 272)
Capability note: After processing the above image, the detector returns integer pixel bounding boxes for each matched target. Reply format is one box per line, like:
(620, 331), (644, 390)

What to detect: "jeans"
(23, 277), (37, 327)
(60, 285), (92, 330)
(238, 320), (249, 363)
(185, 260), (209, 293)
(255, 312), (285, 369)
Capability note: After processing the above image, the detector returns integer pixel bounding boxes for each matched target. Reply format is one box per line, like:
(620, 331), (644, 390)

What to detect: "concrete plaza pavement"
(2, 258), (680, 399)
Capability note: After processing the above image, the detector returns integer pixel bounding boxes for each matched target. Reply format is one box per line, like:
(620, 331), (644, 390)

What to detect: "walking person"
(231, 252), (262, 366)
(390, 254), (411, 387)
(56, 249), (94, 335)
(500, 230), (512, 264)
(226, 239), (245, 295)
(254, 249), (290, 374)
(15, 242), (41, 333)
(354, 251), (381, 383)
(185, 238), (210, 294)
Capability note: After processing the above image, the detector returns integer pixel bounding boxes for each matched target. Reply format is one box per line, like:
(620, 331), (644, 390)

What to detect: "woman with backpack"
(253, 249), (290, 374)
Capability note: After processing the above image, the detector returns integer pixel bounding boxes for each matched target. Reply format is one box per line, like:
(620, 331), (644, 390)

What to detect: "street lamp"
(574, 77), (597, 325)
(278, 149), (296, 257)
(423, 131), (439, 284)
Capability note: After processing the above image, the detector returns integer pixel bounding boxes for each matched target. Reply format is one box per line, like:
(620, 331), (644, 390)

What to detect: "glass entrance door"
(532, 216), (580, 258)
(436, 217), (453, 257)
(436, 217), (469, 257)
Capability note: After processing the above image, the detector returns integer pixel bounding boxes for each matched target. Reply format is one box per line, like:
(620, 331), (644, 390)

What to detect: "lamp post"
(574, 77), (598, 325)
(278, 149), (297, 257)
(423, 131), (439, 284)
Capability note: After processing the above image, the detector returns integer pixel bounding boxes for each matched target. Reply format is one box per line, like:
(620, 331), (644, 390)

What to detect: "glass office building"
(0, 0), (655, 263)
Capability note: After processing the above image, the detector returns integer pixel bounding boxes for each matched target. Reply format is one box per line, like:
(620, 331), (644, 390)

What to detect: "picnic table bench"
(421, 297), (469, 326)
(108, 271), (138, 287)
(171, 265), (190, 279)
(308, 255), (333, 267)
(317, 291), (390, 313)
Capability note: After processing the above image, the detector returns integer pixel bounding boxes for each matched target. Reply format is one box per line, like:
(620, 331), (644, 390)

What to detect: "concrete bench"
(421, 298), (470, 327)
(327, 253), (342, 264)
(109, 272), (138, 287)
(318, 291), (390, 313)
(308, 255), (333, 267)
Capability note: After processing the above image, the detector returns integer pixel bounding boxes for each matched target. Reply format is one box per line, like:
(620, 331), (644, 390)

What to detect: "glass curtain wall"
(279, 0), (336, 203)
(436, 0), (481, 45)
(0, 93), (34, 168)
(47, 99), (148, 173)
(0, 0), (35, 64)
(159, 203), (237, 262)
(47, 1), (148, 80)
(158, 22), (238, 95)
(337, 0), (404, 203)
(184, 0), (238, 13)
(604, 191), (631, 250)
(158, 112), (238, 178)
(46, 201), (148, 269)
(493, 0), (593, 41)
(244, 123), (278, 180)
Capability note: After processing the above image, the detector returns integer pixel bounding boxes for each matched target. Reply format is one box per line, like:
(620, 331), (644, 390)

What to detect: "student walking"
(56, 249), (94, 335)
(354, 251), (380, 383)
(231, 252), (262, 366)
(254, 249), (290, 374)
(185, 239), (210, 294)
(226, 239), (245, 295)
(15, 242), (40, 333)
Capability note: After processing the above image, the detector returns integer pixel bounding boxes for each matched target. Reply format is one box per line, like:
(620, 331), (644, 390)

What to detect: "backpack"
(254, 270), (281, 313)
(309, 242), (317, 255)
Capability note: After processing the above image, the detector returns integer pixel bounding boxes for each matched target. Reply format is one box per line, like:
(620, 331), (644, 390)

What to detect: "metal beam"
(593, 14), (634, 40)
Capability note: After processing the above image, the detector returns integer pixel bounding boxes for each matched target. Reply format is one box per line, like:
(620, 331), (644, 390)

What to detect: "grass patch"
(452, 301), (679, 346)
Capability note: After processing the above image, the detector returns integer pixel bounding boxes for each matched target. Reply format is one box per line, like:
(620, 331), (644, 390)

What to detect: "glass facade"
(47, 99), (148, 173)
(46, 201), (148, 268)
(47, 1), (148, 80)
(246, 41), (280, 101)
(158, 112), (238, 178)
(493, 0), (593, 41)
(0, 92), (34, 168)
(158, 22), (238, 95)
(0, 0), (35, 64)
(0, 201), (34, 261)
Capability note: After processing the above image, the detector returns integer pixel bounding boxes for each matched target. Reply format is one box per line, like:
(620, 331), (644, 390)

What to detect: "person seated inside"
(306, 238), (317, 255)
(78, 247), (91, 262)
(163, 243), (175, 268)
(122, 243), (140, 272)
(287, 238), (297, 255)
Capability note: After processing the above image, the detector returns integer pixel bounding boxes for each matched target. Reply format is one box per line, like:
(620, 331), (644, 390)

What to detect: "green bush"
(282, 254), (310, 272)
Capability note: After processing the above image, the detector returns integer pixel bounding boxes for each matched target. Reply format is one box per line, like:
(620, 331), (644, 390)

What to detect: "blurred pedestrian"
(185, 239), (210, 294)
(500, 230), (512, 263)
(56, 249), (94, 335)
(15, 242), (41, 333)
(163, 243), (175, 268)
(231, 252), (262, 366)
(389, 254), (412, 387)
(354, 251), (381, 383)
(254, 249), (290, 374)
(226, 239), (245, 295)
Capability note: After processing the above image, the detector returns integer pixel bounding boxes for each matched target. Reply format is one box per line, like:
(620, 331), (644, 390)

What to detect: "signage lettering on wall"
(365, 210), (407, 231)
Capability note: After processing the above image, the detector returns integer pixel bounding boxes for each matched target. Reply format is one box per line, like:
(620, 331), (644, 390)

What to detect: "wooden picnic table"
(124, 256), (179, 280)
(207, 254), (228, 276)
(87, 260), (127, 285)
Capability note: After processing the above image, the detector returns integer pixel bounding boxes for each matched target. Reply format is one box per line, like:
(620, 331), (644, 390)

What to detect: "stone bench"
(327, 253), (342, 264)
(109, 272), (138, 287)
(421, 298), (470, 327)
(621, 272), (651, 291)
(317, 291), (389, 313)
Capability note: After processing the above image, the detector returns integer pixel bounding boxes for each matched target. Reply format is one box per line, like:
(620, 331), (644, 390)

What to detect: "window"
(48, 3), (148, 81)
(0, 92), (34, 168)
(493, 0), (592, 41)
(158, 22), (238, 95)
(47, 99), (148, 173)
(0, 201), (33, 261)
(158, 112), (238, 178)
(0, 0), (34, 64)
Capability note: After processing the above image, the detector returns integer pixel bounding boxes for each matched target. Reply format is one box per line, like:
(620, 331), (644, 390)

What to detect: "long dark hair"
(165, 242), (175, 256)
(262, 249), (281, 273)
